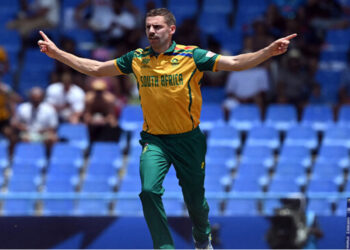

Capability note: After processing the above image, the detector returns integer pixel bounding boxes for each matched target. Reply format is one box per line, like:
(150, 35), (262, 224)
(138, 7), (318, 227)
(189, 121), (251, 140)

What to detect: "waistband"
(141, 126), (201, 139)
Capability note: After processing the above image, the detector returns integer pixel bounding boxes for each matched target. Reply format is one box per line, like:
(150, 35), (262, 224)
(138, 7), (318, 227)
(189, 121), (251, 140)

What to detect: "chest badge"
(141, 58), (151, 68)
(171, 58), (180, 66)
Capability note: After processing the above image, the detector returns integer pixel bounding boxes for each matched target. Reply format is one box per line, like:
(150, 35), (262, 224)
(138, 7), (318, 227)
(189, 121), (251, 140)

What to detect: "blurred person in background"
(339, 50), (350, 106)
(105, 0), (137, 47)
(0, 47), (22, 145)
(175, 18), (202, 47)
(84, 78), (122, 143)
(11, 87), (58, 150)
(45, 70), (85, 124)
(223, 36), (270, 120)
(251, 20), (274, 52)
(7, 0), (59, 45)
(276, 49), (313, 116)
(74, 0), (114, 33)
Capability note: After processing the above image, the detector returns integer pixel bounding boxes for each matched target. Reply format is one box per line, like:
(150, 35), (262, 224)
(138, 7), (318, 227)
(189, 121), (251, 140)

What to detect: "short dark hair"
(146, 8), (176, 26)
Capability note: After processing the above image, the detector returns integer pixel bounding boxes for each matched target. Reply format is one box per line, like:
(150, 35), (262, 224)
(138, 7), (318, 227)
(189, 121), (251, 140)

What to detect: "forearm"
(220, 47), (271, 71)
(55, 49), (104, 77)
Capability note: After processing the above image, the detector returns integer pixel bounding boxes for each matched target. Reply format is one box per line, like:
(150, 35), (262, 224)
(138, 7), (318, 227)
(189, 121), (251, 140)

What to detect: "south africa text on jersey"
(140, 74), (184, 87)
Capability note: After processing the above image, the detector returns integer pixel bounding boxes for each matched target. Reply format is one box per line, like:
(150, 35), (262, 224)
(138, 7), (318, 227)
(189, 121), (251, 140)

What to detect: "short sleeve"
(115, 50), (135, 74)
(193, 48), (220, 72)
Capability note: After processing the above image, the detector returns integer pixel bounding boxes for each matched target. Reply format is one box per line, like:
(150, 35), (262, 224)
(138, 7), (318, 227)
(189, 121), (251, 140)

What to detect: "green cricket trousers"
(139, 126), (211, 249)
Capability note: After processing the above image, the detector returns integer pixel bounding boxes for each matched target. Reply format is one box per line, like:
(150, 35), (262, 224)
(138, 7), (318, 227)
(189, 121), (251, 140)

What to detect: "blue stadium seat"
(311, 162), (343, 181)
(273, 162), (306, 181)
(205, 175), (231, 192)
(278, 145), (312, 168)
(245, 126), (280, 149)
(224, 199), (259, 216)
(119, 105), (144, 131)
(125, 161), (141, 177)
(24, 48), (54, 71)
(325, 29), (350, 50)
(200, 103), (225, 131)
(3, 175), (38, 215)
(335, 198), (346, 216)
(231, 177), (263, 192)
(206, 198), (223, 216)
(265, 104), (297, 131)
(201, 87), (226, 103)
(268, 178), (301, 193)
(3, 199), (36, 216)
(58, 123), (89, 150)
(314, 70), (341, 104)
(114, 198), (143, 216)
(284, 125), (318, 150)
(86, 162), (119, 180)
(215, 27), (243, 54)
(42, 177), (76, 216)
(240, 145), (274, 168)
(90, 142), (123, 169)
(301, 105), (334, 131)
(307, 179), (339, 194)
(62, 0), (82, 8)
(229, 104), (262, 131)
(320, 50), (347, 62)
(46, 162), (80, 184)
(118, 176), (141, 192)
(163, 199), (184, 216)
(235, 163), (268, 181)
(207, 123), (240, 148)
(50, 143), (84, 168)
(198, 12), (229, 34)
(11, 162), (43, 181)
(206, 145), (236, 170)
(13, 142), (47, 168)
(316, 145), (349, 169)
(163, 175), (181, 193)
(323, 125), (350, 148)
(203, 0), (233, 14)
(0, 30), (21, 51)
(168, 0), (197, 25)
(338, 105), (350, 127)
(307, 199), (333, 216)
(0, 144), (9, 169)
(132, 0), (163, 14)
(76, 177), (113, 215)
(114, 177), (142, 215)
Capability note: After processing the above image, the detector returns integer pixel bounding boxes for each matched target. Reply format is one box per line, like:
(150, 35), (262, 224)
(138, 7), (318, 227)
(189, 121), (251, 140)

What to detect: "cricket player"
(38, 8), (296, 249)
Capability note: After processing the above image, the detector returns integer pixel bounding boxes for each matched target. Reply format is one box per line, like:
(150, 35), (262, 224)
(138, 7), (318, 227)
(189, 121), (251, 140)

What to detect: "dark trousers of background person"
(88, 124), (122, 143)
(139, 127), (211, 249)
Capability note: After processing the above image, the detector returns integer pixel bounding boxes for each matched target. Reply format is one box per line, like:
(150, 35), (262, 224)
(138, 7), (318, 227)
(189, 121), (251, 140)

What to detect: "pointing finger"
(283, 33), (297, 40)
(39, 30), (50, 42)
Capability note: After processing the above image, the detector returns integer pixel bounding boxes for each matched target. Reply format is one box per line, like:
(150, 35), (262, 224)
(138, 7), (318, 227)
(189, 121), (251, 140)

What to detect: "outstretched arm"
(38, 31), (121, 77)
(216, 33), (297, 71)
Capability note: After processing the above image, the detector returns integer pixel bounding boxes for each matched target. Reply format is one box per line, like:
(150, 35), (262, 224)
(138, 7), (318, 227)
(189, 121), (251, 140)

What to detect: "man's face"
(145, 16), (175, 50)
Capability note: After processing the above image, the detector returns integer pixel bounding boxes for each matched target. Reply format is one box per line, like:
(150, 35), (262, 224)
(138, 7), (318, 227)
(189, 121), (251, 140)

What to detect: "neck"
(152, 40), (172, 54)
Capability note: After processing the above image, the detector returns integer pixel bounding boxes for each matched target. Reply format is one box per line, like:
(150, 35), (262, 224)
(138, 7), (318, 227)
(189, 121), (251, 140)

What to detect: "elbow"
(89, 65), (104, 77)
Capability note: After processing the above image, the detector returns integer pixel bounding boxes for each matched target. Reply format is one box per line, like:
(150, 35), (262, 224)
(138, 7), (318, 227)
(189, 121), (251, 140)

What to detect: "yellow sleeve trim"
(213, 54), (222, 72)
(114, 59), (126, 75)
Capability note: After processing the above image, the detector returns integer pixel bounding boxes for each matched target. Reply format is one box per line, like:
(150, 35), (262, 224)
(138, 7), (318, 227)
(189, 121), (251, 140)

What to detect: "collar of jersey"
(149, 41), (176, 57)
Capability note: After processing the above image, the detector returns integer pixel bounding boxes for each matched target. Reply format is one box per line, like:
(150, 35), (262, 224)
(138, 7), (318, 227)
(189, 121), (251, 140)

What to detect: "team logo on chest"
(171, 58), (180, 66)
(141, 58), (151, 68)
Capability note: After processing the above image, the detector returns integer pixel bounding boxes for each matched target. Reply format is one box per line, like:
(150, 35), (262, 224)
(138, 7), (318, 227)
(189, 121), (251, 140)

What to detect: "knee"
(139, 185), (162, 199)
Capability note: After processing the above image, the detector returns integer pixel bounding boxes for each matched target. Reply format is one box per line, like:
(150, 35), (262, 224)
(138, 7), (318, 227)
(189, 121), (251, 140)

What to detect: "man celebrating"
(38, 8), (296, 249)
